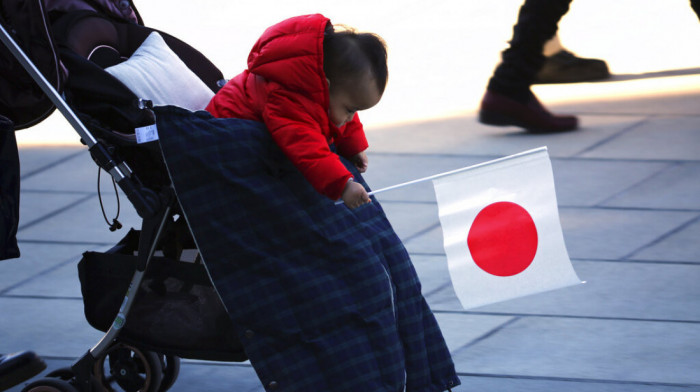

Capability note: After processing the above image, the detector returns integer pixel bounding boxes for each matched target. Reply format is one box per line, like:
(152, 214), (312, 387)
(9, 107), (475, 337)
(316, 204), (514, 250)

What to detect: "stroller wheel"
(93, 343), (163, 392)
(21, 378), (78, 392)
(157, 355), (180, 392)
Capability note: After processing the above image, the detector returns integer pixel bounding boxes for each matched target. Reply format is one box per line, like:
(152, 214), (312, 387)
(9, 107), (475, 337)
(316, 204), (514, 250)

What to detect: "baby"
(206, 14), (388, 208)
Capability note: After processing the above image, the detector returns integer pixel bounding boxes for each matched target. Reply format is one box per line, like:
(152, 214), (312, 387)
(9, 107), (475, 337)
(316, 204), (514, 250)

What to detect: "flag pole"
(336, 146), (547, 205)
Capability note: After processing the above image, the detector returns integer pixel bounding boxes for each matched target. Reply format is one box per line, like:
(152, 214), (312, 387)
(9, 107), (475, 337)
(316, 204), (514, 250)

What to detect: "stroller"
(1, 0), (248, 390)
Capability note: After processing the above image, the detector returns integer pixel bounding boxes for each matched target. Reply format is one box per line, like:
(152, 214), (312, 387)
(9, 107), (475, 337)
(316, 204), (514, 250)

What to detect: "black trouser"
(487, 0), (700, 102)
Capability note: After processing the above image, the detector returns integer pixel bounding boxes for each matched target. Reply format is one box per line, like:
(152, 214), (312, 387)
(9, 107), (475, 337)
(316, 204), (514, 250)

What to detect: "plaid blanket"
(155, 106), (459, 392)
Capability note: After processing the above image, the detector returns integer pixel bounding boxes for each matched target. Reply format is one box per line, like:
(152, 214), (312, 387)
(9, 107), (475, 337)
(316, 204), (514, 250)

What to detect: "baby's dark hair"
(323, 24), (388, 95)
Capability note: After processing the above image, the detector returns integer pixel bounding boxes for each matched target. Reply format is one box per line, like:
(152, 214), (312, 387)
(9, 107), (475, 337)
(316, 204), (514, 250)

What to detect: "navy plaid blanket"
(155, 106), (459, 392)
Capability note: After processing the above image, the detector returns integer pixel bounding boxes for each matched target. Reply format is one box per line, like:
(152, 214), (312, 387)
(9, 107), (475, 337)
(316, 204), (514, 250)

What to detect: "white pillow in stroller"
(105, 32), (214, 111)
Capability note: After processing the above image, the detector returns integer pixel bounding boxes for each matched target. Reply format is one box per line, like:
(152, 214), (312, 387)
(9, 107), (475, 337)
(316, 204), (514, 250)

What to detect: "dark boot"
(479, 90), (578, 133)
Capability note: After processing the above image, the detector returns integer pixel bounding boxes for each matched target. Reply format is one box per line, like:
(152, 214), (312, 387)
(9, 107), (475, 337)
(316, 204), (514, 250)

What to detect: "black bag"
(0, 115), (20, 261)
(77, 229), (247, 361)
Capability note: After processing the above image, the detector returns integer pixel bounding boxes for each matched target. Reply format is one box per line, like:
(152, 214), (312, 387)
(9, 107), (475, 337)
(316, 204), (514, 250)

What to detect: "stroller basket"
(78, 229), (246, 363)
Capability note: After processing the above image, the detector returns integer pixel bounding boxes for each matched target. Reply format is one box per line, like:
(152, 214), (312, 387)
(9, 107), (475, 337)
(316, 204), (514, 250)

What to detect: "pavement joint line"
(594, 161), (680, 207)
(19, 149), (85, 180)
(621, 212), (700, 261)
(432, 309), (700, 325)
(574, 110), (700, 117)
(456, 372), (700, 388)
(450, 317), (521, 354)
(576, 258), (700, 266)
(372, 151), (699, 165)
(17, 239), (113, 247)
(559, 205), (700, 213)
(402, 222), (441, 244)
(575, 204), (700, 213)
(21, 189), (96, 195)
(423, 281), (453, 299)
(0, 294), (82, 300)
(572, 116), (652, 158)
(17, 193), (96, 232)
(0, 252), (84, 296)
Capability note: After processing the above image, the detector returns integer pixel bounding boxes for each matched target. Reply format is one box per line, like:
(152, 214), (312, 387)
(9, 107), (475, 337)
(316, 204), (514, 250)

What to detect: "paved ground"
(2, 71), (699, 392)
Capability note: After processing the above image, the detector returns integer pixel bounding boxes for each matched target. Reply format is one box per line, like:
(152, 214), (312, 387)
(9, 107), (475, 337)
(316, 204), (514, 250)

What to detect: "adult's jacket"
(206, 14), (368, 200)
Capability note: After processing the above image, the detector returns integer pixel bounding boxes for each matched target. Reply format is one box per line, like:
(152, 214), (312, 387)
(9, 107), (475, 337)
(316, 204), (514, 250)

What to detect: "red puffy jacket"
(206, 14), (369, 200)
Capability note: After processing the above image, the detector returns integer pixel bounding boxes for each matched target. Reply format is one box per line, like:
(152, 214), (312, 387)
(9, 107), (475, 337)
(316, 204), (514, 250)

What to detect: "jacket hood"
(247, 14), (330, 110)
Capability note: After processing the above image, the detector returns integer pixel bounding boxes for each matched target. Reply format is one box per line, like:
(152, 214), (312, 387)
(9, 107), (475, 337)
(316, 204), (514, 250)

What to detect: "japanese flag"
(432, 147), (582, 310)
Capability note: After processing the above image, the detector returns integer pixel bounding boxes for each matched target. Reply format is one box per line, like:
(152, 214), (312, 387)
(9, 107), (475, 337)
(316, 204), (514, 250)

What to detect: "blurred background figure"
(535, 34), (609, 84)
(479, 0), (700, 134)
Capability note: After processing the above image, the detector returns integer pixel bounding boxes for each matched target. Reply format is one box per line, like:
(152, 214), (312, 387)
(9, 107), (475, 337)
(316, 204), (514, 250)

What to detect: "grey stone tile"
(630, 217), (700, 263)
(411, 255), (450, 295)
(433, 313), (516, 355)
(4, 255), (85, 298)
(379, 201), (440, 242)
(559, 207), (695, 260)
(451, 317), (700, 384)
(367, 114), (635, 158)
(601, 161), (700, 210)
(551, 159), (672, 207)
(0, 243), (87, 293)
(364, 154), (485, 203)
(0, 297), (104, 357)
(165, 363), (262, 392)
(426, 286), (463, 311)
(17, 192), (93, 232)
(578, 116), (700, 161)
(20, 150), (102, 193)
(555, 90), (700, 118)
(18, 147), (84, 178)
(17, 192), (142, 244)
(403, 224), (445, 255)
(475, 260), (700, 322)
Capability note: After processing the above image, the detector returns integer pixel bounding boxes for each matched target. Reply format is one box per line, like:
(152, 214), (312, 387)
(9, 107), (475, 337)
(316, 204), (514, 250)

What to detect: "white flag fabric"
(432, 147), (581, 309)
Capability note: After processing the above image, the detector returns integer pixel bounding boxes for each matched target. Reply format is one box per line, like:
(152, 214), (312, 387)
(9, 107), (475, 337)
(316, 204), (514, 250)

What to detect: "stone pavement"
(2, 83), (700, 391)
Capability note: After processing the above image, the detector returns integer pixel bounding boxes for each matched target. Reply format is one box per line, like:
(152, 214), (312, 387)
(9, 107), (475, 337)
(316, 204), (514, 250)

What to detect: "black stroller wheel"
(157, 355), (180, 392)
(21, 378), (78, 392)
(94, 343), (163, 392)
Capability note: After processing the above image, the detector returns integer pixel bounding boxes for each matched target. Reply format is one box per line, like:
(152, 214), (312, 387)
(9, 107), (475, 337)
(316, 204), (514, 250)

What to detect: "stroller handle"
(0, 22), (160, 218)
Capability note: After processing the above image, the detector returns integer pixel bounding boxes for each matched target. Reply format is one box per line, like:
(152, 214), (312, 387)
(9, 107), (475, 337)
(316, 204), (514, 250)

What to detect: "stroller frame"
(1, 17), (187, 392)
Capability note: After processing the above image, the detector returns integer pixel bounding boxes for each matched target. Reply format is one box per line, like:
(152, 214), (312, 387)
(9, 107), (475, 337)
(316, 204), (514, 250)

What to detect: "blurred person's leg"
(479, 0), (578, 133)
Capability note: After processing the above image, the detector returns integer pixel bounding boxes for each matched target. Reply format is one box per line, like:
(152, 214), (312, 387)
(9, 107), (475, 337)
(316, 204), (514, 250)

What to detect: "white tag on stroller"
(135, 124), (159, 144)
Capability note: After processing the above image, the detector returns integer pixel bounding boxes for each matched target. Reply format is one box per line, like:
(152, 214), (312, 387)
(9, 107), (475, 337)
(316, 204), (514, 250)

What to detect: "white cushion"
(105, 32), (214, 111)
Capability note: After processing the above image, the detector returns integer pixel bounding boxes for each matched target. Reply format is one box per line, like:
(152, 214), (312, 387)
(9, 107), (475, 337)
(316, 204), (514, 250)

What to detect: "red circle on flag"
(467, 201), (538, 277)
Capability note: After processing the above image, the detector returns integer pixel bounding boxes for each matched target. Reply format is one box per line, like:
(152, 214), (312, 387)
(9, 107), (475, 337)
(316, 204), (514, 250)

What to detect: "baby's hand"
(350, 151), (368, 173)
(342, 180), (371, 209)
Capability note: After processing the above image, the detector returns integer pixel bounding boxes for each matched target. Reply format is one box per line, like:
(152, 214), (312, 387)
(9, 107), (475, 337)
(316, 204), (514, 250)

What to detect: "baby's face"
(328, 73), (382, 128)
